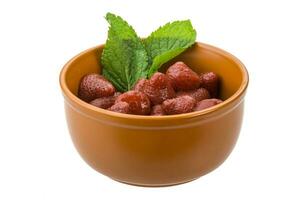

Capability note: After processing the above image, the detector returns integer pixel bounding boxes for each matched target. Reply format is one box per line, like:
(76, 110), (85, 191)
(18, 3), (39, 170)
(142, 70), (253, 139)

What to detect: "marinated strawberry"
(133, 79), (149, 91)
(176, 88), (210, 102)
(80, 63), (222, 115)
(162, 95), (196, 115)
(166, 62), (201, 91)
(115, 91), (151, 115)
(199, 72), (219, 97)
(90, 92), (121, 109)
(108, 102), (130, 114)
(150, 104), (165, 116)
(78, 73), (115, 102)
(194, 99), (223, 111)
(137, 72), (176, 105)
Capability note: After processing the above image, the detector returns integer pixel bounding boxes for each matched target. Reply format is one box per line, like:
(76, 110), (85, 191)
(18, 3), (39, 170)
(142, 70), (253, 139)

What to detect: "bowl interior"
(63, 43), (245, 101)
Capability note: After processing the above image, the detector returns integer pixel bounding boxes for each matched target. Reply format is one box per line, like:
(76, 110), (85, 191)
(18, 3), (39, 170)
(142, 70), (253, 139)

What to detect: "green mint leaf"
(144, 20), (196, 77)
(101, 13), (148, 92)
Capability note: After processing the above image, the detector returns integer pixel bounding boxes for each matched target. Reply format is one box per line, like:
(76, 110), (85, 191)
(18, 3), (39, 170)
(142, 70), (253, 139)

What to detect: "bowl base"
(112, 177), (198, 187)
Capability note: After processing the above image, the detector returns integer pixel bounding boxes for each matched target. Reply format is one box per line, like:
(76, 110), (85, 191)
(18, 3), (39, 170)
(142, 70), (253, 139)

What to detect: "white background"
(0, 0), (299, 199)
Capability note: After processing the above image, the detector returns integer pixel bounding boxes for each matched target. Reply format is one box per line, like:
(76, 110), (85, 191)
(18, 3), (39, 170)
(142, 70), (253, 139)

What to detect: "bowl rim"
(59, 42), (249, 121)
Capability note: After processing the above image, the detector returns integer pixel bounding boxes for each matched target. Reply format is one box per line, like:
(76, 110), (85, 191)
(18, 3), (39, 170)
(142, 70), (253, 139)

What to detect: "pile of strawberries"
(78, 62), (223, 115)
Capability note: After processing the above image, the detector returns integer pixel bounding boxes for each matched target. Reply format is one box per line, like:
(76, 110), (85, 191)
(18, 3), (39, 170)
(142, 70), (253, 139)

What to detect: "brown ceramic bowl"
(59, 42), (248, 187)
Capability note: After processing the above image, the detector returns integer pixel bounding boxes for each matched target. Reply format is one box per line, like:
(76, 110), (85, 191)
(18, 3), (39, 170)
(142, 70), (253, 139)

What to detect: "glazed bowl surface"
(59, 42), (248, 186)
